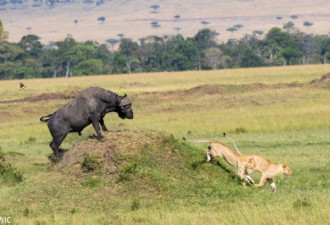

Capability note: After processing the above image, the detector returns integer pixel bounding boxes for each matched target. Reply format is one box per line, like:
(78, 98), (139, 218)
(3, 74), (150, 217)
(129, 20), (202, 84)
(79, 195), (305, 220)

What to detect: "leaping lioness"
(183, 137), (256, 185)
(223, 133), (293, 192)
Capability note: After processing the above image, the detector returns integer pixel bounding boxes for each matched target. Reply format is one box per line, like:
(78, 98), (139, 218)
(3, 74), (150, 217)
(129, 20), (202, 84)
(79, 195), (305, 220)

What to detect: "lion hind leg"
(257, 175), (267, 188)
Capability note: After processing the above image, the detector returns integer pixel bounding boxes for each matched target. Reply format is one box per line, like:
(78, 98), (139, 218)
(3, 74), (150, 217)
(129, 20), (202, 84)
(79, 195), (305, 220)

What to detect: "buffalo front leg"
(92, 119), (105, 141)
(99, 117), (109, 132)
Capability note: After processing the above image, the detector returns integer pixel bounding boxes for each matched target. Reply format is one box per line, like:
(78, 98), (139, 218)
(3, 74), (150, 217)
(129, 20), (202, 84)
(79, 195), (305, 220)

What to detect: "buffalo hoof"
(98, 136), (106, 142)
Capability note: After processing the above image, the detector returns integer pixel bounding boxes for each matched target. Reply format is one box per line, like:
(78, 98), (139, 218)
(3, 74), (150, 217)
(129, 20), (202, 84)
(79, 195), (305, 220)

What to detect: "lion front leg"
(206, 149), (211, 162)
(266, 178), (276, 192)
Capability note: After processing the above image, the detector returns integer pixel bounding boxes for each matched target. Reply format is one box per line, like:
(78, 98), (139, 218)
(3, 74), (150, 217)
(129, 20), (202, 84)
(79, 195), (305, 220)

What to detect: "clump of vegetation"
(293, 197), (312, 208)
(118, 162), (138, 182)
(27, 136), (36, 143)
(81, 176), (101, 188)
(0, 162), (23, 185)
(0, 149), (23, 185)
(81, 153), (103, 172)
(131, 198), (141, 211)
(234, 127), (247, 134)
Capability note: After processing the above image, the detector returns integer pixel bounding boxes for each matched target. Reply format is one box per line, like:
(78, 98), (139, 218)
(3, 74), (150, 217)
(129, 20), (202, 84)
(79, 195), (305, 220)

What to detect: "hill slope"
(1, 130), (260, 224)
(1, 0), (330, 44)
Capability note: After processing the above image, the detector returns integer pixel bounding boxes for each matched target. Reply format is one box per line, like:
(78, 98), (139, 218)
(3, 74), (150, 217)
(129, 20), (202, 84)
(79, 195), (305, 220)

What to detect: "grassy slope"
(0, 65), (330, 224)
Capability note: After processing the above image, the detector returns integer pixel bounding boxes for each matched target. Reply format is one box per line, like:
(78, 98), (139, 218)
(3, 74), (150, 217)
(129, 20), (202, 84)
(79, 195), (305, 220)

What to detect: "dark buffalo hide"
(40, 87), (133, 158)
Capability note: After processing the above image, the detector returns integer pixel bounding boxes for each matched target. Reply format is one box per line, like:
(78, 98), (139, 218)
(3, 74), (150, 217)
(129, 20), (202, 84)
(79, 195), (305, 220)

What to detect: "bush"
(81, 153), (103, 172)
(118, 162), (138, 182)
(234, 127), (247, 134)
(293, 197), (312, 208)
(131, 198), (140, 211)
(0, 162), (23, 185)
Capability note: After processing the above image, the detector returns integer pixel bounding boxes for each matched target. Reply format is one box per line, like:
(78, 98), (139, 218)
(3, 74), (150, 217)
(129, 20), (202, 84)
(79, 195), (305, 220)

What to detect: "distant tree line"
(1, 21), (330, 79)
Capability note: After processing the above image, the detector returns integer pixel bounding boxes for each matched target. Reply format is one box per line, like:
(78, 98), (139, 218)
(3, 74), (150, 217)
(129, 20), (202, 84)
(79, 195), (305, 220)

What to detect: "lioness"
(242, 154), (293, 192)
(223, 133), (293, 192)
(184, 139), (256, 185)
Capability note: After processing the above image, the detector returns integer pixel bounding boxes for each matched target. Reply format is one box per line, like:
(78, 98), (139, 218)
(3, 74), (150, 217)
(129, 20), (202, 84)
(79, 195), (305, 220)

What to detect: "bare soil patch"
(0, 92), (77, 104)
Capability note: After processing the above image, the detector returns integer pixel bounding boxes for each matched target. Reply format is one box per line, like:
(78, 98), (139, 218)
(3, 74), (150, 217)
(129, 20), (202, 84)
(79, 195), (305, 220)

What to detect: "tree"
(106, 38), (119, 51)
(253, 30), (264, 36)
(98, 17), (106, 24)
(174, 27), (181, 34)
(170, 38), (198, 71)
(117, 33), (124, 39)
(283, 21), (295, 33)
(0, 42), (25, 79)
(150, 4), (160, 10)
(303, 21), (313, 32)
(54, 36), (77, 77)
(281, 46), (300, 65)
(290, 15), (299, 20)
(119, 38), (139, 74)
(151, 21), (160, 28)
(201, 21), (209, 26)
(240, 48), (264, 68)
(300, 34), (317, 65)
(19, 34), (43, 58)
(276, 16), (283, 20)
(315, 35), (330, 64)
(0, 19), (8, 42)
(226, 27), (237, 36)
(194, 29), (217, 70)
(203, 47), (230, 69)
(174, 15), (180, 20)
(233, 24), (244, 30)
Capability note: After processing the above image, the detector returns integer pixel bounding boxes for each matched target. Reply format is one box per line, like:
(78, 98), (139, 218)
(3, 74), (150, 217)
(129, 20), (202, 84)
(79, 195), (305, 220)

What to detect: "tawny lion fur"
(242, 154), (293, 192)
(191, 140), (257, 184)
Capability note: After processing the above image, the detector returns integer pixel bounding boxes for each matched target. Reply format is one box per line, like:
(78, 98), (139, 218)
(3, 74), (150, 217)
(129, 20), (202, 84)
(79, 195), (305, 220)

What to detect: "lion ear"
(282, 164), (287, 168)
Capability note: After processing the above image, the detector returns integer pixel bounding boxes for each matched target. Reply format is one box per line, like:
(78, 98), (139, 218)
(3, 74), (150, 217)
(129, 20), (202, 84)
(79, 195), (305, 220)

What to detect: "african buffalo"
(40, 87), (133, 158)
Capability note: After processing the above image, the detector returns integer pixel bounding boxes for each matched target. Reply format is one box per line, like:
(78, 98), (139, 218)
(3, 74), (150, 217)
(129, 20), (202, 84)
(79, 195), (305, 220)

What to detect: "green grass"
(0, 65), (329, 224)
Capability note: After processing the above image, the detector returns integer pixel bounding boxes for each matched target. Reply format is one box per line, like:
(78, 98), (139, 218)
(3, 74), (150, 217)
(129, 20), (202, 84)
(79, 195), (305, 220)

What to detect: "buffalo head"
(117, 94), (134, 119)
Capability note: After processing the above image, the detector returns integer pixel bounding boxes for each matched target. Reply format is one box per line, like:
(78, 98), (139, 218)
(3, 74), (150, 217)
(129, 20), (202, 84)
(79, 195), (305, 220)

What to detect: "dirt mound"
(54, 130), (187, 177)
(128, 82), (152, 87)
(138, 83), (269, 100)
(0, 92), (76, 104)
(310, 73), (330, 83)
(309, 73), (330, 89)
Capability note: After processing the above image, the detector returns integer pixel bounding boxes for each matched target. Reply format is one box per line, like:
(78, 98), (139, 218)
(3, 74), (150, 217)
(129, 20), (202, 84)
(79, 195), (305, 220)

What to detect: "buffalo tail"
(40, 114), (53, 122)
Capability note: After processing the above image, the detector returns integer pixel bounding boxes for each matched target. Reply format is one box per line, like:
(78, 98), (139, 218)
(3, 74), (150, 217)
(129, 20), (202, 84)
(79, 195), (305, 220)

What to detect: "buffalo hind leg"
(50, 134), (67, 159)
(99, 117), (109, 132)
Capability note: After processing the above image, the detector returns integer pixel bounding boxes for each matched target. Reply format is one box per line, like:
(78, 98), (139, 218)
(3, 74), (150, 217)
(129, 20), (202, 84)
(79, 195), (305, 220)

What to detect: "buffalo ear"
(124, 93), (127, 97)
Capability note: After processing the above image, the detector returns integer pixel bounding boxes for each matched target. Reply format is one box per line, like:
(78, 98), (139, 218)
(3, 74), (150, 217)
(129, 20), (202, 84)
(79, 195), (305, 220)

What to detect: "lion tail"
(223, 133), (242, 155)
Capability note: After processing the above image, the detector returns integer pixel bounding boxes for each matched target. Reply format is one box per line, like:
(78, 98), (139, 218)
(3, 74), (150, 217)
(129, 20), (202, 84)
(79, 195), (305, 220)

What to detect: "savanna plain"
(0, 65), (329, 225)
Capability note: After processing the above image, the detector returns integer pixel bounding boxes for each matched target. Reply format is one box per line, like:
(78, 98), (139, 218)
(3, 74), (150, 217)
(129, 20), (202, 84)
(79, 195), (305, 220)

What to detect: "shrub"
(131, 198), (140, 211)
(234, 127), (247, 134)
(0, 162), (24, 185)
(81, 153), (103, 172)
(293, 197), (312, 208)
(118, 162), (138, 182)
